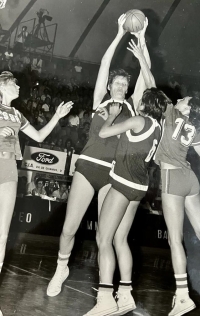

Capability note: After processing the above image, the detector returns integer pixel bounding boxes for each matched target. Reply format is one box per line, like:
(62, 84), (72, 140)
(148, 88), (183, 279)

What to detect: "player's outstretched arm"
(93, 14), (127, 110)
(130, 18), (153, 111)
(22, 101), (73, 142)
(99, 103), (144, 138)
(128, 39), (156, 90)
(132, 18), (151, 68)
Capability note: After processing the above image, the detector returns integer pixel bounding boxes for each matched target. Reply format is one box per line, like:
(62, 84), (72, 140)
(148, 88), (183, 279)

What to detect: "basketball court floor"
(0, 232), (200, 316)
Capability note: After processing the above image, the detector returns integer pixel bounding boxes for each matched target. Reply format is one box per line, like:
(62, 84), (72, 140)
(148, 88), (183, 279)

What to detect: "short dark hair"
(108, 69), (131, 87)
(36, 178), (44, 185)
(188, 97), (200, 130)
(141, 88), (171, 121)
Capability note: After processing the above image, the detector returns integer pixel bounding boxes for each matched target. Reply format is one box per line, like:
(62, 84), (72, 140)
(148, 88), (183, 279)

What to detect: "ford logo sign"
(31, 152), (59, 165)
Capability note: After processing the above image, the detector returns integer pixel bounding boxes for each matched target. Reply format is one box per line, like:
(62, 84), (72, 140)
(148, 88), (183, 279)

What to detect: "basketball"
(123, 9), (146, 33)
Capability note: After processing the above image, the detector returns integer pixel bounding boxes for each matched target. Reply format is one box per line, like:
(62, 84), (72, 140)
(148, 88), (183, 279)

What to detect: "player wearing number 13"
(154, 96), (200, 316)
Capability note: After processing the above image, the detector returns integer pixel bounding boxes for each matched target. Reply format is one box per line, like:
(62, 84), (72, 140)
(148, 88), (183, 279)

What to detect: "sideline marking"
(7, 264), (95, 298)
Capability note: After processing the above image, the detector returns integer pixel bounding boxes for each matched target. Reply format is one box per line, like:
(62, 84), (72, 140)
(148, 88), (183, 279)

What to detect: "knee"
(113, 235), (127, 251)
(98, 234), (113, 250)
(61, 224), (77, 240)
(168, 234), (183, 248)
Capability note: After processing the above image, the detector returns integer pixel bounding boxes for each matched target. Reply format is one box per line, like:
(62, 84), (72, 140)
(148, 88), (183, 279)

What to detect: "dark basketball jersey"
(110, 116), (161, 191)
(155, 104), (200, 168)
(80, 95), (136, 166)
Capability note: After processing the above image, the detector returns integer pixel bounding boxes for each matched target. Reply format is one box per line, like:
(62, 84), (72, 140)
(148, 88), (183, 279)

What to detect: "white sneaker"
(110, 289), (136, 315)
(83, 290), (118, 316)
(0, 309), (3, 316)
(169, 295), (196, 316)
(47, 265), (69, 297)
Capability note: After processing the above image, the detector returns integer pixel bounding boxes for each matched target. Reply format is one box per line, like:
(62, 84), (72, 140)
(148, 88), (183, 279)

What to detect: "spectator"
(53, 137), (64, 151)
(4, 47), (13, 70)
(42, 96), (51, 112)
(31, 54), (43, 79)
(80, 110), (92, 127)
(32, 178), (47, 196)
(64, 138), (75, 174)
(26, 175), (38, 195)
(41, 88), (51, 102)
(14, 26), (28, 54)
(81, 121), (90, 141)
(74, 60), (83, 83)
(45, 105), (55, 122)
(52, 182), (69, 202)
(46, 179), (56, 197)
(23, 52), (31, 68)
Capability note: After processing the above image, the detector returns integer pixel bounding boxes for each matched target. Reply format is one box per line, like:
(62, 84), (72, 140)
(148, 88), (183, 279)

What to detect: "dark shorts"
(0, 158), (18, 184)
(75, 158), (110, 191)
(109, 175), (147, 201)
(161, 168), (199, 197)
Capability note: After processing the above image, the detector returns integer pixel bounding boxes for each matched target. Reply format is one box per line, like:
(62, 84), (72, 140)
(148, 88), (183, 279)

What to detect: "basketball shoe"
(110, 288), (136, 315)
(47, 264), (69, 297)
(83, 289), (118, 316)
(168, 294), (196, 316)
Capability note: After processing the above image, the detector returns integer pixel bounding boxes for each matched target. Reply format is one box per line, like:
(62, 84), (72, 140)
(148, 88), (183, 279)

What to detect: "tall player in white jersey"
(155, 95), (200, 316)
(83, 40), (170, 316)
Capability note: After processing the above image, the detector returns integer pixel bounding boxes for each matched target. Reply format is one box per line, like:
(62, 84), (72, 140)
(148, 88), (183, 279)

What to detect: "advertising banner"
(21, 146), (67, 174)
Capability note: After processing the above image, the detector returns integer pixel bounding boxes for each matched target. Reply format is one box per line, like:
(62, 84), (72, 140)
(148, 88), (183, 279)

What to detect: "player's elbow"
(99, 130), (107, 138)
(101, 56), (110, 66)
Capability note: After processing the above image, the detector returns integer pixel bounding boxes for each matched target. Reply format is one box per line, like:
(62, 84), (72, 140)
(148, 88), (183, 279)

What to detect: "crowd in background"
(1, 44), (200, 209)
(0, 47), (95, 171)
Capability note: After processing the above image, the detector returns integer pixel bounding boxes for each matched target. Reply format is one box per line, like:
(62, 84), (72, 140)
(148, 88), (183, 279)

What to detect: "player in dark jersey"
(83, 40), (170, 316)
(47, 15), (153, 297)
(155, 96), (200, 316)
(0, 71), (73, 316)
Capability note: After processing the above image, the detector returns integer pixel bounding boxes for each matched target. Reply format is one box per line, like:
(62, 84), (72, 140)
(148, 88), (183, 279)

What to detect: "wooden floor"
(0, 233), (200, 316)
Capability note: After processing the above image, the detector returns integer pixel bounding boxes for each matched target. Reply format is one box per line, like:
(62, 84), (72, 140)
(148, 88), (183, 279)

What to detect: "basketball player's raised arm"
(129, 18), (155, 111)
(22, 101), (73, 142)
(93, 14), (127, 110)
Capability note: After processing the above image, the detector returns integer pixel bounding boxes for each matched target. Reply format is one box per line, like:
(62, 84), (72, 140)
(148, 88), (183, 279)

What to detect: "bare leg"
(162, 193), (186, 274)
(59, 171), (95, 254)
(98, 188), (130, 284)
(185, 193), (200, 240)
(98, 183), (111, 216)
(114, 201), (139, 281)
(0, 182), (17, 263)
(47, 172), (95, 297)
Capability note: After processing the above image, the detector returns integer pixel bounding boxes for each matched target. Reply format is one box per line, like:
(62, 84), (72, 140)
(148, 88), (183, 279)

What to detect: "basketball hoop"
(0, 0), (7, 9)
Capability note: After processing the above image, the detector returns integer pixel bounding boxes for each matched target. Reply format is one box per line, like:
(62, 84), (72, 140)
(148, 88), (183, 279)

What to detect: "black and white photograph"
(0, 1), (200, 315)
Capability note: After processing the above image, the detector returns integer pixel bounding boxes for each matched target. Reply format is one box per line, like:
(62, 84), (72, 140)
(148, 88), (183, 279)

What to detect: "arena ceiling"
(0, 0), (200, 78)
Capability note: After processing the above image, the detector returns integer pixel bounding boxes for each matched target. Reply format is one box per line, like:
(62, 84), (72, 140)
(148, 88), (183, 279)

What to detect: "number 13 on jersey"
(172, 118), (195, 146)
